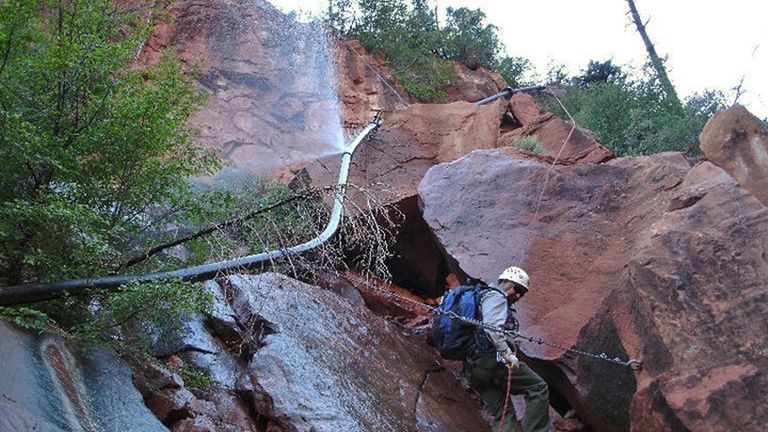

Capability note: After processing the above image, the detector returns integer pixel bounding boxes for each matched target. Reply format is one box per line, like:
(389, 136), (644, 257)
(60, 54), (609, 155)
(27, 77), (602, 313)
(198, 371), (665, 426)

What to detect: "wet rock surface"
(699, 104), (768, 207)
(138, 0), (510, 182)
(418, 148), (768, 431)
(301, 100), (506, 207)
(138, 0), (349, 180)
(137, 273), (489, 431)
(0, 322), (167, 432)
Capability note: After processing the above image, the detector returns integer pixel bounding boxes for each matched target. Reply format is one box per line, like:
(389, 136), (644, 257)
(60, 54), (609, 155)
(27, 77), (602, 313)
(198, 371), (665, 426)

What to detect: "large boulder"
(418, 148), (768, 431)
(499, 93), (614, 164)
(0, 322), (167, 432)
(699, 104), (768, 207)
(144, 273), (491, 431)
(442, 63), (507, 103)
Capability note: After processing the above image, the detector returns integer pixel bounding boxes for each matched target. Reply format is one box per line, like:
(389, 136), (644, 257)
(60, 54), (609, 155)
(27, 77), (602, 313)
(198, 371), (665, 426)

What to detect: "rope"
(341, 39), (411, 108)
(533, 90), (576, 214)
(339, 272), (643, 370)
(498, 366), (513, 432)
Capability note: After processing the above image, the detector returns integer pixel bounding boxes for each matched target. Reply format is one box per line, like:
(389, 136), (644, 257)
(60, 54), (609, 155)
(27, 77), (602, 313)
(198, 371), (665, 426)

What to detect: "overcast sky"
(268, 0), (767, 118)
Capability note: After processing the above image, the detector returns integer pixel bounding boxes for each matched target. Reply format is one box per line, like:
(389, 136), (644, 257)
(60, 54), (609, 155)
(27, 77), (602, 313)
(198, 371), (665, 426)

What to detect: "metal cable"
(339, 272), (642, 370)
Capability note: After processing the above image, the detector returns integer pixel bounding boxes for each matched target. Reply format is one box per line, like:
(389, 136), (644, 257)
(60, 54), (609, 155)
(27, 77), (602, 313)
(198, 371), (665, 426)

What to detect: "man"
(465, 266), (551, 432)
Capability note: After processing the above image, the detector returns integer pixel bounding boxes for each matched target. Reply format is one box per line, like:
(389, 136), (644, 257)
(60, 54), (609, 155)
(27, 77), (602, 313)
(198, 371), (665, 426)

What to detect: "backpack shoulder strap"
(476, 283), (505, 300)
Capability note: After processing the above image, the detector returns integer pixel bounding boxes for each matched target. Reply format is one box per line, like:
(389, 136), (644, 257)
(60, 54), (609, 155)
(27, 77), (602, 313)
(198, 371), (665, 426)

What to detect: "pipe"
(0, 120), (380, 306)
(476, 85), (546, 105)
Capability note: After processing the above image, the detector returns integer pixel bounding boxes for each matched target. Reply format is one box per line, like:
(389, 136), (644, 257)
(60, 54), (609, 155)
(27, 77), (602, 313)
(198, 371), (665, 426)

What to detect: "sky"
(267, 0), (767, 118)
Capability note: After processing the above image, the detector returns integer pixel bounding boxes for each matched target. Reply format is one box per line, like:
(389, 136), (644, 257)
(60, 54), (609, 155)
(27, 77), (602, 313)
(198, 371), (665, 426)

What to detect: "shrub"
(326, 1), (531, 101)
(0, 0), (219, 286)
(546, 62), (726, 156)
(513, 136), (548, 155)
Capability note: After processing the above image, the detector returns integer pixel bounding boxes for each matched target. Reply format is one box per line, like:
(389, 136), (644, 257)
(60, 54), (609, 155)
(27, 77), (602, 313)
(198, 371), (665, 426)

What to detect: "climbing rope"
(341, 38), (411, 108)
(533, 90), (576, 213)
(339, 273), (643, 370)
(498, 367), (513, 432)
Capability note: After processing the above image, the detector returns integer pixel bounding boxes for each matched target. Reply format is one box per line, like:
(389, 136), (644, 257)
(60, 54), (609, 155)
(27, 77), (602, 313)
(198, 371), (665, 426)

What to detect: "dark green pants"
(465, 353), (551, 432)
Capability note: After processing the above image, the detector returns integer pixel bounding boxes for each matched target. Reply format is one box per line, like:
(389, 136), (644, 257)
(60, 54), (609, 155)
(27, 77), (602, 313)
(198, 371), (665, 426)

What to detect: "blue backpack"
(432, 284), (497, 360)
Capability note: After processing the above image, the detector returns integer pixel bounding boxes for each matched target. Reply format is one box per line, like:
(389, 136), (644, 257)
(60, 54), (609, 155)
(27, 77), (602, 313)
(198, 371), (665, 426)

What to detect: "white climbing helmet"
(498, 266), (529, 290)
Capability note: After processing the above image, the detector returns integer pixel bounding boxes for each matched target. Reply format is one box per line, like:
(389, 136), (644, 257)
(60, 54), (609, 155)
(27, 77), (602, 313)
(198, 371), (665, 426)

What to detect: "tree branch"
(117, 186), (334, 270)
(625, 0), (681, 108)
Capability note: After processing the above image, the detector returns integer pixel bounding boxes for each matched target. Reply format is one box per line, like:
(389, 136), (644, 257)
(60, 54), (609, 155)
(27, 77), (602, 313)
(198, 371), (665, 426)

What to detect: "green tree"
(0, 0), (218, 285)
(577, 59), (623, 87)
(550, 61), (725, 156)
(330, 0), (454, 101)
(497, 56), (532, 88)
(440, 7), (500, 70)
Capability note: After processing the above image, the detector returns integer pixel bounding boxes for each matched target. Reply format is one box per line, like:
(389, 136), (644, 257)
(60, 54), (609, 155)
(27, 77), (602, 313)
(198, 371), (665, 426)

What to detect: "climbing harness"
(339, 272), (643, 370)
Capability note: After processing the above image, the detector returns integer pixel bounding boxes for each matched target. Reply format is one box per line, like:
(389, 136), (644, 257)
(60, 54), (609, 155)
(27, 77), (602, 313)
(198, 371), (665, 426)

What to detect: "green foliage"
(547, 61), (725, 156)
(331, 0), (454, 101)
(576, 60), (623, 87)
(176, 364), (214, 389)
(0, 306), (50, 332)
(497, 56), (533, 88)
(179, 174), (318, 267)
(0, 0), (218, 285)
(440, 7), (499, 70)
(0, 279), (211, 347)
(90, 280), (212, 344)
(326, 1), (532, 101)
(513, 136), (548, 155)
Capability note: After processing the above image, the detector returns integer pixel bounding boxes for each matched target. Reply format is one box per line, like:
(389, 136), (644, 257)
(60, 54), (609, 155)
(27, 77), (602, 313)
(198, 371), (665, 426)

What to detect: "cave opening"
(381, 196), (452, 299)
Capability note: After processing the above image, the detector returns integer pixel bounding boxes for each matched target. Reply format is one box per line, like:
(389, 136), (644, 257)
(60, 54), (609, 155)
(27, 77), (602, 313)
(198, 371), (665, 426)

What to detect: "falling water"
(272, 18), (346, 154)
(261, 1), (348, 149)
(235, 2), (346, 167)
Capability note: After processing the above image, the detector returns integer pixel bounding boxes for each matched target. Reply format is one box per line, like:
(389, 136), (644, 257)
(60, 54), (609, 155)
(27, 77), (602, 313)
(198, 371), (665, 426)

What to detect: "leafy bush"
(546, 62), (725, 156)
(326, 1), (531, 101)
(0, 0), (219, 286)
(0, 0), (220, 348)
(440, 7), (500, 70)
(328, 0), (454, 101)
(497, 56), (533, 89)
(0, 306), (50, 332)
(513, 137), (548, 155)
(69, 279), (212, 346)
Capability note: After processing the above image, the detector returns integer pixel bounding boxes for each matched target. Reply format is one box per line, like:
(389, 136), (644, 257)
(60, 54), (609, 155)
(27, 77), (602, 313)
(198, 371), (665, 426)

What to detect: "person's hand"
(500, 350), (519, 370)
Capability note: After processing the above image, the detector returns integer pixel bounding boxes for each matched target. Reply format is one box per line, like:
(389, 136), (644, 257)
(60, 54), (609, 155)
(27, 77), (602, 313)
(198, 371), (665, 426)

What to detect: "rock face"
(137, 0), (509, 181)
(333, 39), (413, 128)
(699, 104), (768, 207)
(298, 100), (506, 295)
(418, 148), (768, 431)
(139, 273), (490, 431)
(302, 100), (506, 207)
(0, 322), (167, 432)
(499, 93), (614, 164)
(138, 0), (352, 179)
(442, 63), (507, 103)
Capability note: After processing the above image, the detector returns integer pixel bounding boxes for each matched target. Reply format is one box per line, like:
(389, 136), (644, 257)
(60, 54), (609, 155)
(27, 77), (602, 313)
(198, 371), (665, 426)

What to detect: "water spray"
(0, 119), (382, 306)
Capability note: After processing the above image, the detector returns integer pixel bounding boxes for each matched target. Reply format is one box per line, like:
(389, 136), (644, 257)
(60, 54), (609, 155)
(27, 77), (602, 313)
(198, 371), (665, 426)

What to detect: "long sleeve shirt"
(480, 288), (518, 354)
